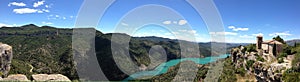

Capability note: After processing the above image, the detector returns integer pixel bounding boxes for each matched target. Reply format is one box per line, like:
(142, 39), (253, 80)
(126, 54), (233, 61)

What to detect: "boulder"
(0, 43), (13, 77)
(2, 74), (29, 81)
(32, 74), (71, 81)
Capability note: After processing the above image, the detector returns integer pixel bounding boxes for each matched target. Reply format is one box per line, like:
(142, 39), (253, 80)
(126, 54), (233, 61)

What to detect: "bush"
(278, 58), (284, 63)
(236, 67), (246, 77)
(283, 72), (300, 82)
(246, 60), (255, 69)
(292, 53), (300, 67)
(246, 44), (257, 52)
(278, 52), (288, 58)
(219, 58), (237, 82)
(256, 55), (265, 62)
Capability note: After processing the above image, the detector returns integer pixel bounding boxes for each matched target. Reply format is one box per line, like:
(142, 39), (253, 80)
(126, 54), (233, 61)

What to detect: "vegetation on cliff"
(218, 58), (237, 82)
(282, 43), (300, 82)
(228, 36), (300, 82)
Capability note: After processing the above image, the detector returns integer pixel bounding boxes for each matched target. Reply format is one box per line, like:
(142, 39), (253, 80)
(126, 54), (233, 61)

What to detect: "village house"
(256, 35), (283, 57)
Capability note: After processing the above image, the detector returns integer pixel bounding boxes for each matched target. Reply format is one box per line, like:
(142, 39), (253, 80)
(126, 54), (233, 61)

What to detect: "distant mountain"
(0, 24), (247, 81)
(286, 39), (300, 46)
(133, 36), (172, 42)
(134, 36), (249, 54)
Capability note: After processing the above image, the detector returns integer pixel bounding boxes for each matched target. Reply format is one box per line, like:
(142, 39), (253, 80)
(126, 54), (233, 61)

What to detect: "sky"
(0, 0), (299, 43)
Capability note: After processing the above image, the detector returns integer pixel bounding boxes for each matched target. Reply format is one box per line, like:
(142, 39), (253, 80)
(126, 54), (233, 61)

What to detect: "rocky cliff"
(0, 43), (13, 77)
(0, 74), (71, 81)
(231, 45), (292, 82)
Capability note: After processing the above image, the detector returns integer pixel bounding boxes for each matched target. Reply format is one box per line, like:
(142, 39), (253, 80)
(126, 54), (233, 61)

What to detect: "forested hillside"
(0, 24), (224, 81)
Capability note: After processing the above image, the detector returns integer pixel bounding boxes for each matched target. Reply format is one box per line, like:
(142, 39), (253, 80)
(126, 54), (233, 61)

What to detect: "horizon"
(1, 23), (298, 44)
(1, 0), (299, 43)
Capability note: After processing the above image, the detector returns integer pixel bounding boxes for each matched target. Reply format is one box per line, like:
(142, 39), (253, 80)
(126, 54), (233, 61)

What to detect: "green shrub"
(219, 58), (237, 82)
(246, 44), (256, 52)
(283, 72), (300, 82)
(246, 60), (255, 69)
(236, 67), (246, 77)
(278, 58), (284, 63)
(256, 55), (265, 62)
(278, 52), (288, 58)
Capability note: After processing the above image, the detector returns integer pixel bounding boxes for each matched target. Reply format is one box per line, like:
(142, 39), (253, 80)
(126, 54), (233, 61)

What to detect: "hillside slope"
(0, 24), (240, 81)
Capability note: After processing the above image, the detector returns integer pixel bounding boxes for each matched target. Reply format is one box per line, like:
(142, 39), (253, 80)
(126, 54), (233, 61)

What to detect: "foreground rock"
(32, 74), (71, 81)
(1, 74), (29, 81)
(0, 43), (13, 77)
(231, 45), (292, 82)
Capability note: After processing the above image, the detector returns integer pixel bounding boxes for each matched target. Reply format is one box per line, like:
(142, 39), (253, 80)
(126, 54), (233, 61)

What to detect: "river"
(123, 54), (230, 81)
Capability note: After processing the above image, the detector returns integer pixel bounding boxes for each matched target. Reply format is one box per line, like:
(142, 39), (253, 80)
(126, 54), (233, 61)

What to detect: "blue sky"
(0, 0), (299, 43)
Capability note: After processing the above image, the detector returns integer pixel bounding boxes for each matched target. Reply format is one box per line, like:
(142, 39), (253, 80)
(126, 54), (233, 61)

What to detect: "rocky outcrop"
(0, 74), (71, 81)
(139, 64), (147, 71)
(231, 45), (289, 82)
(253, 62), (283, 82)
(0, 43), (13, 77)
(231, 47), (246, 69)
(32, 74), (71, 81)
(1, 74), (29, 81)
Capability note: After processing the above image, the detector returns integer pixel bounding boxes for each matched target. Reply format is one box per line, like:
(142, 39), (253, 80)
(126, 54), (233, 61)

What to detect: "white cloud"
(8, 2), (26, 7)
(47, 15), (55, 19)
(179, 30), (197, 34)
(172, 32), (179, 35)
(42, 21), (53, 25)
(189, 30), (197, 34)
(42, 9), (50, 12)
(228, 26), (235, 29)
(48, 14), (68, 20)
(13, 8), (38, 14)
(234, 28), (249, 31)
(162, 20), (188, 25)
(209, 32), (238, 36)
(33, 0), (45, 7)
(269, 31), (292, 37)
(239, 35), (254, 38)
(228, 26), (249, 31)
(70, 16), (74, 19)
(226, 36), (256, 43)
(163, 21), (171, 25)
(252, 33), (264, 36)
(13, 8), (49, 14)
(45, 5), (49, 8)
(37, 10), (43, 13)
(224, 32), (238, 35)
(0, 23), (13, 27)
(178, 20), (187, 25)
(121, 22), (128, 26)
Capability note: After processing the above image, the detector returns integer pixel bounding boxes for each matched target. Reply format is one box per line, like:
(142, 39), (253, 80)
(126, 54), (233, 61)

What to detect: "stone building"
(256, 36), (283, 57)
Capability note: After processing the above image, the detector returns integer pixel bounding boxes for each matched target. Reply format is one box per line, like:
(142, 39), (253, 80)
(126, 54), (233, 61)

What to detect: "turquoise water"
(123, 54), (230, 81)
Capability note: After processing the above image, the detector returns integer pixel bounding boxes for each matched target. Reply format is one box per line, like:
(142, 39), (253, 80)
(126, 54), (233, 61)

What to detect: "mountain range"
(2, 24), (296, 81)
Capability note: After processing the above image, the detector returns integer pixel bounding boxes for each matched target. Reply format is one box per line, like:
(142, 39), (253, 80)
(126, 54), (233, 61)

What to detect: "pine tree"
(273, 35), (285, 44)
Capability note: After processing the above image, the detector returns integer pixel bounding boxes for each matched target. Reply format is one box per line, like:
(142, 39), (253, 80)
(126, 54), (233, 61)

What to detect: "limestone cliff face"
(0, 43), (13, 77)
(231, 46), (286, 82)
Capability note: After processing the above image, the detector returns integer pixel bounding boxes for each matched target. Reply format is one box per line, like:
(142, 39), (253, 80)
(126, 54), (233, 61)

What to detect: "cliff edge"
(0, 42), (13, 77)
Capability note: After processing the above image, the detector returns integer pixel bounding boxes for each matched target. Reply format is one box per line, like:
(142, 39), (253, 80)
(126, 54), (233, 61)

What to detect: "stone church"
(256, 35), (283, 57)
